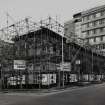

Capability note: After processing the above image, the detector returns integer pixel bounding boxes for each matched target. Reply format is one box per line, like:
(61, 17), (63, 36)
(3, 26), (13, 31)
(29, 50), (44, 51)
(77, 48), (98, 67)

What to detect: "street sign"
(57, 62), (71, 71)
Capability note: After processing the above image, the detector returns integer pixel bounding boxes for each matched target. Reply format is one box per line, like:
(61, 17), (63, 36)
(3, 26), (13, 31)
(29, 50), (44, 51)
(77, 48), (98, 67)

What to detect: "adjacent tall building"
(64, 5), (105, 55)
(64, 12), (82, 40)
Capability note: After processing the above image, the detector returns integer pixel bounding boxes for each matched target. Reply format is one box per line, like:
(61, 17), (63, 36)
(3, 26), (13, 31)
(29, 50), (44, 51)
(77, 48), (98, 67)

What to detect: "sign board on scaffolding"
(14, 60), (26, 70)
(56, 62), (71, 71)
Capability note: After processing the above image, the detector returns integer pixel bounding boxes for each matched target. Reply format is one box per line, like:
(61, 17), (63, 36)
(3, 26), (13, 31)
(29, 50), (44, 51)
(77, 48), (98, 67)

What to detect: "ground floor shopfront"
(1, 70), (105, 89)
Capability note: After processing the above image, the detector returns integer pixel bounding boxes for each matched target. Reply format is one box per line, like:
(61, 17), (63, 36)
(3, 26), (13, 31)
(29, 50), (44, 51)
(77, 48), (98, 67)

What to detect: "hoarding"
(82, 74), (88, 81)
(69, 74), (78, 82)
(42, 74), (56, 85)
(28, 74), (34, 84)
(7, 75), (25, 85)
(42, 74), (48, 85)
(14, 60), (26, 70)
(75, 60), (80, 64)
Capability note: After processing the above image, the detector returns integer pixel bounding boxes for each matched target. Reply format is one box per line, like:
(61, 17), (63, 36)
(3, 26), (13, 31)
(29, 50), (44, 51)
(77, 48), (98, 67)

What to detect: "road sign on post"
(57, 62), (71, 71)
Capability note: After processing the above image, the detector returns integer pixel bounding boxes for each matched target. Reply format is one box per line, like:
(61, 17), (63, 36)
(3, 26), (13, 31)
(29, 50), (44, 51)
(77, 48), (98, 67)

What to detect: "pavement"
(0, 81), (101, 94)
(0, 81), (92, 93)
(0, 82), (103, 96)
(0, 86), (78, 96)
(0, 82), (105, 105)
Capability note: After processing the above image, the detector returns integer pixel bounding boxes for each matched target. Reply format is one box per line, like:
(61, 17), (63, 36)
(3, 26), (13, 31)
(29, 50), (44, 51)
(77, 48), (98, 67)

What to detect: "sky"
(0, 0), (105, 28)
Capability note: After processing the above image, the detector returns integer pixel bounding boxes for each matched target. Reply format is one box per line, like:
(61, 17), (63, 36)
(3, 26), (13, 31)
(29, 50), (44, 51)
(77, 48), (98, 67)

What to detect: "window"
(103, 27), (105, 31)
(87, 31), (89, 35)
(89, 30), (91, 35)
(101, 11), (105, 16)
(100, 36), (103, 41)
(86, 39), (89, 43)
(93, 29), (96, 34)
(99, 19), (102, 24)
(94, 37), (96, 42)
(83, 32), (86, 36)
(93, 21), (97, 26)
(96, 21), (99, 26)
(89, 15), (92, 20)
(89, 22), (92, 27)
(82, 17), (86, 22)
(92, 22), (94, 26)
(89, 38), (94, 44)
(102, 19), (105, 24)
(103, 44), (105, 49)
(90, 30), (92, 35)
(96, 37), (100, 43)
(65, 28), (68, 31)
(87, 16), (89, 20)
(36, 48), (41, 55)
(82, 18), (84, 22)
(87, 23), (89, 28)
(100, 28), (104, 33)
(49, 47), (53, 54)
(96, 12), (101, 17)
(101, 12), (103, 16)
(97, 21), (100, 25)
(82, 24), (86, 30)
(99, 44), (103, 50)
(97, 29), (100, 34)
(92, 14), (96, 18)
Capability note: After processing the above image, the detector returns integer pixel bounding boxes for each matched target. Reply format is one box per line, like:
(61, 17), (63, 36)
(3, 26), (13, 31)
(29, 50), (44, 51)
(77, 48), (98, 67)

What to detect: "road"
(0, 83), (105, 105)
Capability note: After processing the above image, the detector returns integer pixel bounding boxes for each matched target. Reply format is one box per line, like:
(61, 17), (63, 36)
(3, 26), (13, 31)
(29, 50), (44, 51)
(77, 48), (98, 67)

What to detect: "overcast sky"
(0, 0), (105, 28)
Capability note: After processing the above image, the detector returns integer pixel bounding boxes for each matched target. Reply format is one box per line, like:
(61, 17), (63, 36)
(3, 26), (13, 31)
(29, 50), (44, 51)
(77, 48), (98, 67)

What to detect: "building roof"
(82, 5), (105, 16)
(13, 27), (66, 42)
(67, 42), (105, 58)
(73, 12), (82, 18)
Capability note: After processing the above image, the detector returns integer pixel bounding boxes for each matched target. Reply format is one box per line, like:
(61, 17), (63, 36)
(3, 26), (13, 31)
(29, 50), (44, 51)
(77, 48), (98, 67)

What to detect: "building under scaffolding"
(0, 17), (105, 89)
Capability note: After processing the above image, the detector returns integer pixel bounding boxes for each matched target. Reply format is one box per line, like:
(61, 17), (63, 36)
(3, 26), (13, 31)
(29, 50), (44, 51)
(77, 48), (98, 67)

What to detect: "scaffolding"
(0, 17), (64, 42)
(0, 16), (66, 89)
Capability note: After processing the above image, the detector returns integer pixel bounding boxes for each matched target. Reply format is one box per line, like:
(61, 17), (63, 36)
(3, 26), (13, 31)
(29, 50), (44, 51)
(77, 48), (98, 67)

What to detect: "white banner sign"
(14, 60), (26, 70)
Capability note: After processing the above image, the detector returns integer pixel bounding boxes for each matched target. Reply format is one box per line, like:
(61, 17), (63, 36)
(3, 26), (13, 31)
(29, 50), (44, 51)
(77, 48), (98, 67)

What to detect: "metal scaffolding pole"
(1, 65), (3, 90)
(62, 35), (64, 88)
(92, 49), (93, 76)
